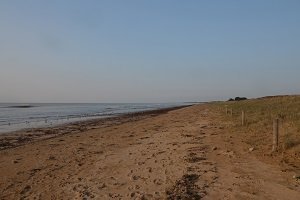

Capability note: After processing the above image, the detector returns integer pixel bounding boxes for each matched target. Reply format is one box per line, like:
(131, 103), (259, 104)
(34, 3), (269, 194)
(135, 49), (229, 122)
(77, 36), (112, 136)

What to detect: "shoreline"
(1, 102), (299, 199)
(0, 105), (191, 151)
(0, 103), (192, 134)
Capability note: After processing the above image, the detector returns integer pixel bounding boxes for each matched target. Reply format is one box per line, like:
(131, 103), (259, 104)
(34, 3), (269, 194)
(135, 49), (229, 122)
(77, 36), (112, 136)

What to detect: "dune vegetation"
(212, 95), (300, 170)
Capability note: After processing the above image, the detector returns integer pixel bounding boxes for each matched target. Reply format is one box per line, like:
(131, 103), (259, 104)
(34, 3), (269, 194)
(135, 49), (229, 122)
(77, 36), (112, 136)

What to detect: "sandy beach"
(2, 1), (300, 199)
(1, 103), (300, 199)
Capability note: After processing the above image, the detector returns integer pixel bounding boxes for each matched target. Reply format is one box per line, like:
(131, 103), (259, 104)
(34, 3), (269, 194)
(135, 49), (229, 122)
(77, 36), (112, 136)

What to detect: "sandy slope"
(0, 104), (299, 199)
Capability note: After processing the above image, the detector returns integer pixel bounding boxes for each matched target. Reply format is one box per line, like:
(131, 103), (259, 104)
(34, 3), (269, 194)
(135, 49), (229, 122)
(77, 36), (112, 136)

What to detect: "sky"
(1, 0), (300, 103)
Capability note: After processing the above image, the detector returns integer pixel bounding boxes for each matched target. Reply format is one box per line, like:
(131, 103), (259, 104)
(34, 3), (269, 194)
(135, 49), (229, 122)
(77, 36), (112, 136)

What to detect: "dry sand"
(0, 104), (299, 199)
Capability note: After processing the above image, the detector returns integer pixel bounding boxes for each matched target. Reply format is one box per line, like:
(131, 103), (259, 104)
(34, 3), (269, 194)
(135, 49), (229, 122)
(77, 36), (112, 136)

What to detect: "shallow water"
(0, 103), (188, 133)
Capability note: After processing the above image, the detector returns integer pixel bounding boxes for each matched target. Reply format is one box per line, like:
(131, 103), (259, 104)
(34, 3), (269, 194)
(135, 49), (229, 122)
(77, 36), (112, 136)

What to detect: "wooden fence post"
(272, 118), (279, 152)
(225, 106), (228, 115)
(230, 109), (233, 117)
(242, 110), (245, 126)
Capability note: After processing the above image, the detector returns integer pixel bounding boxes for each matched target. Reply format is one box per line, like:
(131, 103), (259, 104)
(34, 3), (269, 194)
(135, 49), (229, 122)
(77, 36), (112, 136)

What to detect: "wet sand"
(0, 104), (299, 199)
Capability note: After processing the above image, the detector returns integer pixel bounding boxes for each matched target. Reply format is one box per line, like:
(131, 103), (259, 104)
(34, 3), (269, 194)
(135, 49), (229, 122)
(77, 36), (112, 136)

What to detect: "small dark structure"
(228, 97), (247, 101)
(235, 97), (247, 101)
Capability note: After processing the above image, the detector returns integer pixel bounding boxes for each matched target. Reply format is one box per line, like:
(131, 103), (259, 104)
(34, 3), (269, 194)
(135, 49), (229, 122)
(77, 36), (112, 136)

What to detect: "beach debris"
(212, 146), (217, 151)
(166, 174), (203, 200)
(292, 175), (300, 180)
(249, 147), (255, 152)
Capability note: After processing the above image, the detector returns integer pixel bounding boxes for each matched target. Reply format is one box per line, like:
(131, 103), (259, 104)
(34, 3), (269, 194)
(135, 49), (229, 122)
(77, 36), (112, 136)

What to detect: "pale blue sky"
(1, 0), (300, 103)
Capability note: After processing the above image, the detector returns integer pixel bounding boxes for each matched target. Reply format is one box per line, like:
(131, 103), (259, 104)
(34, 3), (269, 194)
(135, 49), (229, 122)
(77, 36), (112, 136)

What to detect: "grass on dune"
(213, 95), (300, 152)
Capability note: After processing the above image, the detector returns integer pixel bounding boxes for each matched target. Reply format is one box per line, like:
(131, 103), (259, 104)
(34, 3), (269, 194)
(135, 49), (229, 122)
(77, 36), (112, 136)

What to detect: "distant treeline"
(228, 97), (247, 101)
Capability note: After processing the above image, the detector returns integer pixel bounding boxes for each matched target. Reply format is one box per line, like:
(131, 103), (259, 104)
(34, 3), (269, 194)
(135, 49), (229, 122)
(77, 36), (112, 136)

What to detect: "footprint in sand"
(147, 167), (152, 173)
(153, 179), (163, 185)
(131, 175), (140, 181)
(137, 161), (145, 165)
(98, 183), (106, 190)
(108, 193), (122, 198)
(135, 185), (141, 189)
(20, 185), (31, 196)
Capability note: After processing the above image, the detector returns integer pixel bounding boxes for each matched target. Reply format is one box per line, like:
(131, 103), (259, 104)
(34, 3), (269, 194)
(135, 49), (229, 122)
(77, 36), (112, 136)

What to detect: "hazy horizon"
(1, 94), (300, 104)
(1, 0), (300, 103)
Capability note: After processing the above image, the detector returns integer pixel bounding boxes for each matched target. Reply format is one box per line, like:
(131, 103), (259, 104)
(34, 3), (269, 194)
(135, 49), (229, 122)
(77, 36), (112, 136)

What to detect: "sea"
(0, 103), (190, 133)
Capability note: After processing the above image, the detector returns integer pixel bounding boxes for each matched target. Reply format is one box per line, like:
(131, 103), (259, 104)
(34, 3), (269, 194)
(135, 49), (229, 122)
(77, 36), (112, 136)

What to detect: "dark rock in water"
(9, 105), (34, 108)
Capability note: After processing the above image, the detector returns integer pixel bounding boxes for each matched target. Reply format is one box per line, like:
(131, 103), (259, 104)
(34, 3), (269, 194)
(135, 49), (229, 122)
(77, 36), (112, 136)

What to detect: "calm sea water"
(0, 103), (188, 133)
